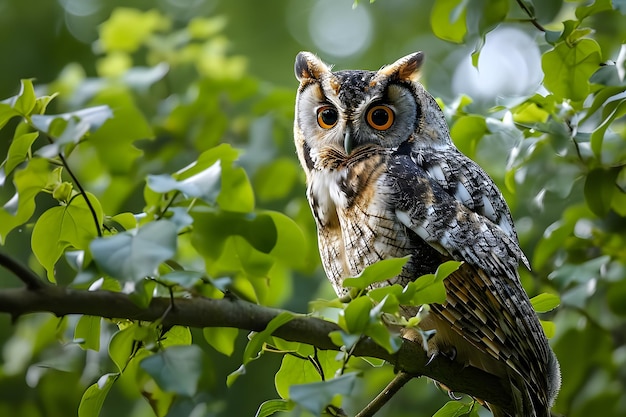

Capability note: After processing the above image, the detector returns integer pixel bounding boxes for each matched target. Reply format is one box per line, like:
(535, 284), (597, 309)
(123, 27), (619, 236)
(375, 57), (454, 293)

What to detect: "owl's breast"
(307, 151), (430, 295)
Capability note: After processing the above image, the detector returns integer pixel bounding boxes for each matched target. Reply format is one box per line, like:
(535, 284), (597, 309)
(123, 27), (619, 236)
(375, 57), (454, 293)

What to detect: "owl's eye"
(366, 105), (394, 130)
(317, 106), (338, 129)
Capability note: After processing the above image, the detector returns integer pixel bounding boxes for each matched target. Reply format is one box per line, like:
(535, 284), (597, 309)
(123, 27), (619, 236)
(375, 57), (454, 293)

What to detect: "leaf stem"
(57, 151), (102, 237)
(515, 0), (546, 32)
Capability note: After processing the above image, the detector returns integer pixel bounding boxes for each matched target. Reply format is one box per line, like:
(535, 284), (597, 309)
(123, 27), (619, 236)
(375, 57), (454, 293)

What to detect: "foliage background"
(0, 1), (625, 416)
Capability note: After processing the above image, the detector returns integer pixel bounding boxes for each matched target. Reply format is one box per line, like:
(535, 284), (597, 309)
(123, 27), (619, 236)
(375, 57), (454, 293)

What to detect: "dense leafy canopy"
(0, 1), (625, 417)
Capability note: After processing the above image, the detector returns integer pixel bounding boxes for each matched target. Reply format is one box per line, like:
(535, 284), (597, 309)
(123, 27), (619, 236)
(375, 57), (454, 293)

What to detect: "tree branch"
(355, 371), (413, 417)
(0, 251), (47, 290)
(0, 284), (514, 413)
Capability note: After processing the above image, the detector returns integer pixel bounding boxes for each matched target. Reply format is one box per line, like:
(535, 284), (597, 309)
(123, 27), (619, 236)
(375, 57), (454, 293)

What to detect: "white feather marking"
(481, 195), (497, 221)
(427, 164), (447, 183)
(455, 182), (473, 206)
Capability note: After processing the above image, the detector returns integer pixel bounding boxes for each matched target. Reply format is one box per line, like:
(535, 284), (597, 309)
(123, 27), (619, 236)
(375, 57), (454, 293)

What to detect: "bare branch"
(0, 284), (513, 413)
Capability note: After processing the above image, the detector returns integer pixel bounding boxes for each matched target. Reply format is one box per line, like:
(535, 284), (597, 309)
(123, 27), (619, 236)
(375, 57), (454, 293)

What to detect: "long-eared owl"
(293, 51), (560, 417)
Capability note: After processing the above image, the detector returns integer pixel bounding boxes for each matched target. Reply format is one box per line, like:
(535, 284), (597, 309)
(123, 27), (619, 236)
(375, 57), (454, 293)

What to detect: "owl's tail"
(487, 368), (553, 417)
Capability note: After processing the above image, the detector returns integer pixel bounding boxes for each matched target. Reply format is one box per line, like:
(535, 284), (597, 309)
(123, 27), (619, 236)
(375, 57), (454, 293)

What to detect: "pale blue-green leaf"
(139, 345), (203, 397)
(146, 160), (221, 204)
(289, 373), (358, 415)
(90, 220), (177, 282)
(31, 105), (113, 135)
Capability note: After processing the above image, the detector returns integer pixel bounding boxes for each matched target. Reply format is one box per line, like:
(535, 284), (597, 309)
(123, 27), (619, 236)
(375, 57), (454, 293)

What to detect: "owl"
(293, 51), (560, 417)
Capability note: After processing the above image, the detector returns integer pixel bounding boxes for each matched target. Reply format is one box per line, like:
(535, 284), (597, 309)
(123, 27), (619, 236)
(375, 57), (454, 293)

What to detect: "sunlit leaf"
(430, 0), (467, 43)
(78, 373), (119, 417)
(0, 158), (48, 243)
(140, 345), (203, 397)
(541, 39), (602, 101)
(342, 296), (372, 333)
(342, 257), (410, 291)
(530, 293), (561, 313)
(203, 327), (239, 357)
(255, 399), (294, 417)
(31, 192), (103, 282)
(13, 79), (36, 116)
(432, 400), (477, 417)
(3, 132), (39, 176)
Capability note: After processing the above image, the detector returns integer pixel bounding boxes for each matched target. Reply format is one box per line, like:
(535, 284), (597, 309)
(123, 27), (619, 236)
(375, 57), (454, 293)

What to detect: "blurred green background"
(1, 1), (625, 416)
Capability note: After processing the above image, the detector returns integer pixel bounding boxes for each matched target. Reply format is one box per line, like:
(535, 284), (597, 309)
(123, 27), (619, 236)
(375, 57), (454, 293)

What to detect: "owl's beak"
(343, 128), (354, 155)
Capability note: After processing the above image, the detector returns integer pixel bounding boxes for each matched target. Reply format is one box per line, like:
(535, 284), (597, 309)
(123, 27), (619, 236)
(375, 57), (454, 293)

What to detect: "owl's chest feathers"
(307, 150), (416, 292)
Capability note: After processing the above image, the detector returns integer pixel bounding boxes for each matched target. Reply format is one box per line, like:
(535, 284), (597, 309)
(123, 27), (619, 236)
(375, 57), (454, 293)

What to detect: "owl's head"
(293, 52), (451, 174)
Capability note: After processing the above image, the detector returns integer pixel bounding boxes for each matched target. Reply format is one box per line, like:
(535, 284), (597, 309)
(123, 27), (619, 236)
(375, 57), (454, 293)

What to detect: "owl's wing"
(387, 148), (554, 415)
(388, 148), (525, 282)
(411, 146), (530, 270)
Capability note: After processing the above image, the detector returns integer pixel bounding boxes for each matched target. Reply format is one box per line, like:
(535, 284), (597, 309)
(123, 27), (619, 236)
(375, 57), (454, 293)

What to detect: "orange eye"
(366, 105), (394, 130)
(317, 106), (338, 129)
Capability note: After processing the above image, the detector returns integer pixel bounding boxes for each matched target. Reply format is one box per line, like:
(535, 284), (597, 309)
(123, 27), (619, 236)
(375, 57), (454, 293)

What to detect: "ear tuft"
(378, 52), (424, 82)
(295, 52), (331, 81)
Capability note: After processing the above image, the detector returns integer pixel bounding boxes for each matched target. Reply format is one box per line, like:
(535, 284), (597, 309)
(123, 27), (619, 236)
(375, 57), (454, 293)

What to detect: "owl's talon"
(448, 391), (463, 401)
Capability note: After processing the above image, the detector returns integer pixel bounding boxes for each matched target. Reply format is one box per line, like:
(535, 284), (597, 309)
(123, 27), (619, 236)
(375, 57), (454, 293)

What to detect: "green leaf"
(90, 220), (177, 282)
(74, 316), (101, 351)
(243, 311), (294, 365)
(89, 88), (151, 174)
(342, 256), (410, 290)
(541, 39), (602, 101)
(583, 168), (619, 217)
(3, 132), (39, 175)
(540, 320), (556, 339)
(78, 373), (119, 417)
(275, 350), (342, 399)
(191, 210), (277, 276)
(450, 115), (487, 159)
(31, 192), (103, 282)
(575, 0), (613, 21)
(289, 373), (357, 416)
(13, 79), (36, 116)
(590, 97), (626, 157)
(432, 401), (476, 417)
(435, 260), (463, 281)
(108, 326), (137, 373)
(0, 158), (49, 244)
(0, 103), (20, 129)
(430, 0), (468, 43)
(140, 344), (203, 397)
(255, 399), (294, 417)
(203, 327), (239, 356)
(342, 296), (373, 333)
(530, 293), (561, 313)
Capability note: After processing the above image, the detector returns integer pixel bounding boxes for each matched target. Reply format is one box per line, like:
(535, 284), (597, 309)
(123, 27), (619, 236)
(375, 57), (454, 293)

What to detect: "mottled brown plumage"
(293, 51), (560, 416)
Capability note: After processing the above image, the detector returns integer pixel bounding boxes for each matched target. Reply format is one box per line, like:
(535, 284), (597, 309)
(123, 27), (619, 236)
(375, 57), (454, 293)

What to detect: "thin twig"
(515, 0), (546, 32)
(58, 152), (102, 237)
(0, 251), (47, 290)
(355, 371), (414, 417)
